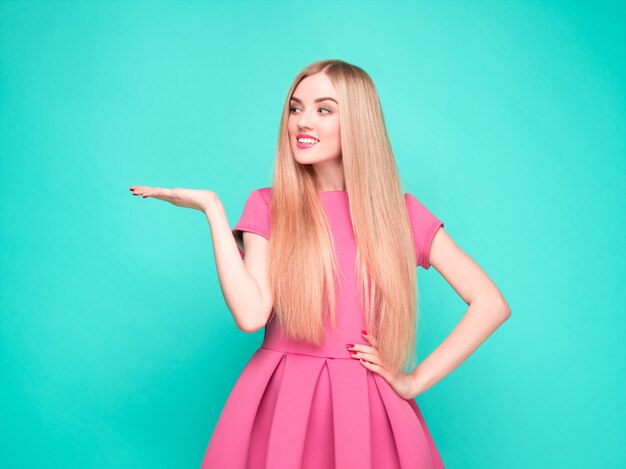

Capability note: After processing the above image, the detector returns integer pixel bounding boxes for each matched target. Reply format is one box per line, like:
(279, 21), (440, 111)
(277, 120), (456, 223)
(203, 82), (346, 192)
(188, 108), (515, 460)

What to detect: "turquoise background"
(1, 1), (624, 468)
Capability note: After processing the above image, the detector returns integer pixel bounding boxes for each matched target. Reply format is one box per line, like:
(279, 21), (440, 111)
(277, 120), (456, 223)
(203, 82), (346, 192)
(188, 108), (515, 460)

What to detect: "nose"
(297, 109), (315, 130)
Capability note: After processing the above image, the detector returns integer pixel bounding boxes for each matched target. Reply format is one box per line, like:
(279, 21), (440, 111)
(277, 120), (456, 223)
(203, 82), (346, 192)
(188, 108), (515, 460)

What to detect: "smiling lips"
(296, 133), (319, 149)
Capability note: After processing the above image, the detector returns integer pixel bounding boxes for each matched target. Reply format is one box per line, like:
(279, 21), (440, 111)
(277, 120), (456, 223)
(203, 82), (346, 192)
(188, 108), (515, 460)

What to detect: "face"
(288, 73), (341, 167)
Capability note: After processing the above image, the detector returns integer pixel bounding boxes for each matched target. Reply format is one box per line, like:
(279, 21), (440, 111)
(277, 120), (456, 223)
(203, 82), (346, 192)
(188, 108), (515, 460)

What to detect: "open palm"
(129, 185), (218, 213)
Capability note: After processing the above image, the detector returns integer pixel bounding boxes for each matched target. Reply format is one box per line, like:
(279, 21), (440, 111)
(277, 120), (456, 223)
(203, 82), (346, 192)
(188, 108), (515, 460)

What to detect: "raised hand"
(346, 330), (418, 400)
(129, 185), (219, 213)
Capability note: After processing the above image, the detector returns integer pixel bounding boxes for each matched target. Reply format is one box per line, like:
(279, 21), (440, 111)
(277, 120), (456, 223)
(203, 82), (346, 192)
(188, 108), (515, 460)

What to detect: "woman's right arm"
(204, 197), (273, 333)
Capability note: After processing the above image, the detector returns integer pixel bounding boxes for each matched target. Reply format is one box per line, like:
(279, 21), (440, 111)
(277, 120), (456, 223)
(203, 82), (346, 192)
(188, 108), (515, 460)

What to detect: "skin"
(288, 73), (422, 398)
(288, 72), (345, 191)
(129, 71), (511, 400)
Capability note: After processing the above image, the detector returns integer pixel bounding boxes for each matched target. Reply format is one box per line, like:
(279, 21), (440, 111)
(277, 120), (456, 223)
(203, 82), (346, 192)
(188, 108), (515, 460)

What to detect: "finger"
(362, 330), (378, 347)
(146, 188), (175, 203)
(359, 357), (388, 379)
(349, 343), (378, 355)
(350, 350), (382, 366)
(152, 188), (173, 200)
(131, 186), (155, 196)
(130, 186), (152, 192)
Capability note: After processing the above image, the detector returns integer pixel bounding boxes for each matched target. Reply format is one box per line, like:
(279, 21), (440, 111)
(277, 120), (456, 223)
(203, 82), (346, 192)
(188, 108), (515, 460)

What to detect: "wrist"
(203, 195), (225, 219)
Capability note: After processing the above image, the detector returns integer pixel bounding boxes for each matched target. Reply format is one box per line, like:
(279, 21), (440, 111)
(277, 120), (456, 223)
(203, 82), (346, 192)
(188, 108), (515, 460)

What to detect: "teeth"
(298, 137), (318, 144)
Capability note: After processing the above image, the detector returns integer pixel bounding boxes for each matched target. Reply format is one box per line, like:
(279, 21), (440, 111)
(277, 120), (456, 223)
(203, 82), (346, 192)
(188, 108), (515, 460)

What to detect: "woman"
(130, 59), (511, 468)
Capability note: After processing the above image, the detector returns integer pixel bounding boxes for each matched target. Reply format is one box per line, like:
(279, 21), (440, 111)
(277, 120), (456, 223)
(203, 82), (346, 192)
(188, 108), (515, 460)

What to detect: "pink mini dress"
(201, 187), (445, 469)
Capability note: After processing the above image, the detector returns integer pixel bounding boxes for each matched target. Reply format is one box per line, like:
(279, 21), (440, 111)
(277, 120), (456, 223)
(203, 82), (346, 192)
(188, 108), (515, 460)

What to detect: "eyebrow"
(290, 96), (338, 105)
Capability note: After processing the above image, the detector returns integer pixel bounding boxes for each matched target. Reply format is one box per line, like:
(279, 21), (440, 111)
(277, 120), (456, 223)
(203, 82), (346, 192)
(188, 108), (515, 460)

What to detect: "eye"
(289, 106), (332, 115)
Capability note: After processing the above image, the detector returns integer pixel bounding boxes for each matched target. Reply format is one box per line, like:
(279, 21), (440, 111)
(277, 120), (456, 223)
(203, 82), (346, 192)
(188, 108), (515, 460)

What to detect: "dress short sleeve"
(404, 193), (444, 270)
(232, 188), (271, 259)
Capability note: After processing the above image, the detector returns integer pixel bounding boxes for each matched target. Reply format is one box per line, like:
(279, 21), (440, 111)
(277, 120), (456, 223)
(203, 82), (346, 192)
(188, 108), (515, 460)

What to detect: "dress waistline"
(261, 329), (356, 359)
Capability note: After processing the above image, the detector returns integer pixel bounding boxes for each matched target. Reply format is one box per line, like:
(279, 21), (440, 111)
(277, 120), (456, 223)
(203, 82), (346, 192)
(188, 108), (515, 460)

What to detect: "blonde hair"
(268, 59), (419, 375)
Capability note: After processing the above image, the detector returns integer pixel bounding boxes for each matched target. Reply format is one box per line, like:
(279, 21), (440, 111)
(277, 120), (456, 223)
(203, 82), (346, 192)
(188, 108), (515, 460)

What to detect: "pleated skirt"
(200, 346), (445, 468)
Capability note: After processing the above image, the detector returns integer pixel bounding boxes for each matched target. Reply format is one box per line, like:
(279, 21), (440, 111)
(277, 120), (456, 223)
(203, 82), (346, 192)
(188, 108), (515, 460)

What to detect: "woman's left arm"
(411, 227), (511, 396)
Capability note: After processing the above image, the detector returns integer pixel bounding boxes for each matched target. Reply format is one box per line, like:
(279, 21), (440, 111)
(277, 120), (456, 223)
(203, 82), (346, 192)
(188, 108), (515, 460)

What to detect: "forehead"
(291, 73), (337, 101)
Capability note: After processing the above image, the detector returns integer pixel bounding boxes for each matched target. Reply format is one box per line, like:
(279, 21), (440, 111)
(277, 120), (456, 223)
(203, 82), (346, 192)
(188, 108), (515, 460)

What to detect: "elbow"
(233, 314), (255, 334)
(472, 291), (511, 321)
(487, 289), (511, 321)
(238, 320), (260, 334)
(477, 293), (511, 322)
(498, 300), (512, 321)
(238, 310), (270, 334)
(240, 322), (263, 334)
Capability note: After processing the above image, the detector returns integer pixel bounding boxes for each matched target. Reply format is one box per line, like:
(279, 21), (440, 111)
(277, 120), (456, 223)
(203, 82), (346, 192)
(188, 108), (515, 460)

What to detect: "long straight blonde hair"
(268, 59), (419, 375)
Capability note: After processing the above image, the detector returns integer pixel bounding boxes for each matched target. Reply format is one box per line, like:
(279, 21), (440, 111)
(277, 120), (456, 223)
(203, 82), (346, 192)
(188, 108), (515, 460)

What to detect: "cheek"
(321, 120), (340, 141)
